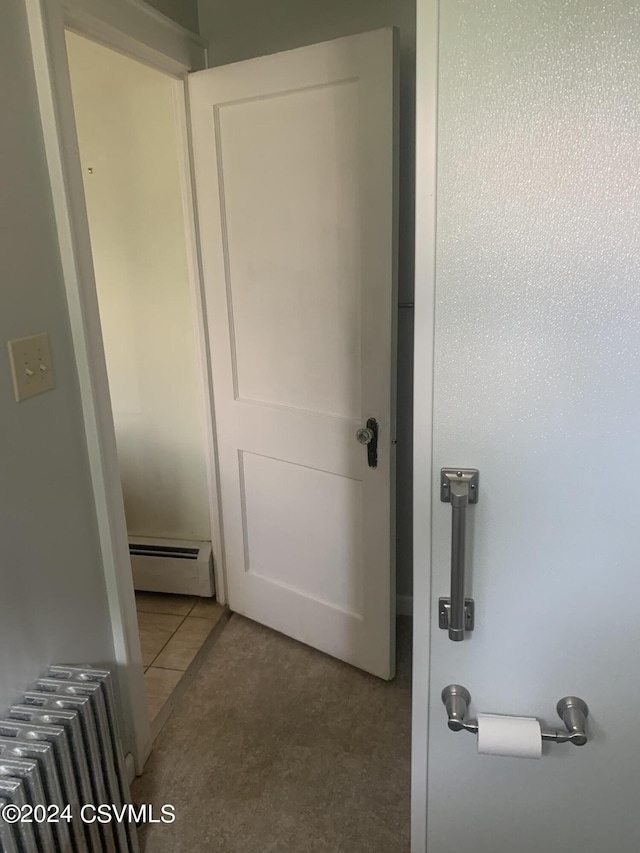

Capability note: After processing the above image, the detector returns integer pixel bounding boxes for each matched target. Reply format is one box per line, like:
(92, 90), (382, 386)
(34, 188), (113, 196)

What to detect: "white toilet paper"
(477, 713), (542, 759)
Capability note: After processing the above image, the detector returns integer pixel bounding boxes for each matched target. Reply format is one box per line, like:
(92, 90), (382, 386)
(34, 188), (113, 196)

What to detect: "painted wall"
(197, 0), (416, 601)
(145, 0), (199, 33)
(0, 0), (115, 724)
(66, 31), (211, 542)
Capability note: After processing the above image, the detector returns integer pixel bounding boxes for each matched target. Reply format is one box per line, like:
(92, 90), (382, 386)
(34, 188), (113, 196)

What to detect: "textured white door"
(189, 30), (397, 678)
(415, 1), (640, 850)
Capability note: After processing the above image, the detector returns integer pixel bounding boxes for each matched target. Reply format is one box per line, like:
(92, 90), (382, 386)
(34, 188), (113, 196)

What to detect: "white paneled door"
(189, 30), (397, 678)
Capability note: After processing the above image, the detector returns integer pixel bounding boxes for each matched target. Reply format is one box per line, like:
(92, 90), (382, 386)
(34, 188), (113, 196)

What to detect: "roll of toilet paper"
(477, 713), (542, 759)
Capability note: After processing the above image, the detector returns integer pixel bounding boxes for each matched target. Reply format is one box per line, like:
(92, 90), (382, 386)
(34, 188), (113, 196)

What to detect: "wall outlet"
(7, 333), (55, 402)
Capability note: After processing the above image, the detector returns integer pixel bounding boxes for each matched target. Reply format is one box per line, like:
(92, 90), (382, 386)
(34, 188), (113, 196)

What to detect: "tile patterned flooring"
(135, 592), (225, 725)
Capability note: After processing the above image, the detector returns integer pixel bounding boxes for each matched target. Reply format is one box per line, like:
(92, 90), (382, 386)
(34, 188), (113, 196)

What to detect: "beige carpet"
(133, 614), (412, 852)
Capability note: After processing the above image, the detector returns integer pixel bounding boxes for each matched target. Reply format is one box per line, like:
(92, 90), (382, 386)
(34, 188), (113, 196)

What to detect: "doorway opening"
(45, 1), (403, 780)
(65, 30), (227, 737)
(29, 2), (412, 842)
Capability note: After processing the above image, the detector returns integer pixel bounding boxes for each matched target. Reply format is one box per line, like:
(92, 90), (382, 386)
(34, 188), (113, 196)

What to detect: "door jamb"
(171, 79), (228, 606)
(412, 0), (439, 851)
(24, 0), (218, 772)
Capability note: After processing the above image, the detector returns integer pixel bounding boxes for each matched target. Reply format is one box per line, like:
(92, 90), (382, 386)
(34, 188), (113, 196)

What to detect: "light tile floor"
(135, 592), (225, 724)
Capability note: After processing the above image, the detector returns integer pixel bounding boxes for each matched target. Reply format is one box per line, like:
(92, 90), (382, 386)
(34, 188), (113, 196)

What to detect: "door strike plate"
(439, 598), (475, 632)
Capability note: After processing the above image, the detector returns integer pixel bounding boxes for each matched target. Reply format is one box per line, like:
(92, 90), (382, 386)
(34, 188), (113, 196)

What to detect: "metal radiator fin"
(0, 755), (55, 851)
(0, 666), (138, 853)
(7, 704), (102, 852)
(21, 689), (118, 853)
(0, 797), (19, 853)
(0, 719), (88, 853)
(0, 779), (38, 853)
(47, 667), (138, 853)
(0, 738), (72, 853)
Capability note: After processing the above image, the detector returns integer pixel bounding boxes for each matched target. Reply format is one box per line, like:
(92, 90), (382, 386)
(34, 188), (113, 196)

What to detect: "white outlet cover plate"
(7, 333), (55, 401)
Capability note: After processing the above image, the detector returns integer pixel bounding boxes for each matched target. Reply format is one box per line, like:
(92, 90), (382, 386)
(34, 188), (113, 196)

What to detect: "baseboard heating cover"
(0, 665), (138, 852)
(129, 536), (215, 597)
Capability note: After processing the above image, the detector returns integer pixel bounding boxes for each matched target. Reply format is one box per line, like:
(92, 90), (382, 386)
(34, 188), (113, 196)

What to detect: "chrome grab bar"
(439, 469), (479, 641)
(442, 685), (589, 746)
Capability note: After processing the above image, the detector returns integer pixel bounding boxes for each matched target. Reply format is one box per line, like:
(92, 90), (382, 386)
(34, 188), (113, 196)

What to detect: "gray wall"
(422, 1), (640, 849)
(0, 0), (116, 731)
(197, 0), (416, 600)
(145, 0), (199, 32)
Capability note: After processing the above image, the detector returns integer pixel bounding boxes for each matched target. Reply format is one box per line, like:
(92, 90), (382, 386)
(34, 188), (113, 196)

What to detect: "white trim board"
(62, 0), (207, 74)
(172, 80), (227, 605)
(411, 0), (439, 851)
(24, 0), (210, 773)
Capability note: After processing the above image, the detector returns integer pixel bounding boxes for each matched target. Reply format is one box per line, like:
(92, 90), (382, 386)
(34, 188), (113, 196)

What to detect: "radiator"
(0, 665), (138, 853)
(129, 536), (215, 597)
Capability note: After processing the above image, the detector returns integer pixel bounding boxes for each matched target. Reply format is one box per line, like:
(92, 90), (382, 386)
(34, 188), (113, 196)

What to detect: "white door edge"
(412, 0), (439, 851)
(171, 79), (227, 605)
(23, 0), (209, 772)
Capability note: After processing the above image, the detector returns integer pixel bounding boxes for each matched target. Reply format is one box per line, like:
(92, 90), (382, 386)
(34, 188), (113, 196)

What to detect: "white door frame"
(24, 0), (441, 828)
(412, 0), (438, 851)
(24, 0), (220, 772)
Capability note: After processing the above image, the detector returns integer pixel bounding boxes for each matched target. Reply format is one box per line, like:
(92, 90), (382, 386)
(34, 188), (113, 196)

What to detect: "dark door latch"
(356, 418), (378, 468)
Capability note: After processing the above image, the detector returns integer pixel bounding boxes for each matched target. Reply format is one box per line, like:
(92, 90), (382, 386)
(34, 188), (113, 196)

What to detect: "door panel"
(189, 30), (397, 679)
(422, 1), (640, 850)
(216, 80), (361, 419)
(241, 452), (364, 616)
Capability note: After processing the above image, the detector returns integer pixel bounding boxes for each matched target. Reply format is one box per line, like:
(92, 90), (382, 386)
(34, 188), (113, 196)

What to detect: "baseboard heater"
(0, 665), (138, 852)
(129, 536), (215, 597)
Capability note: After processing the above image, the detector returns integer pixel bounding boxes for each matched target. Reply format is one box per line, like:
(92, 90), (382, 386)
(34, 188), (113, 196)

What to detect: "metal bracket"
(439, 598), (475, 632)
(441, 468), (479, 504)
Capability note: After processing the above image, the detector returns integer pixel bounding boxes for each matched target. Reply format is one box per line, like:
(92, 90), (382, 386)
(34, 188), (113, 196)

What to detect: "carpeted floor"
(132, 614), (412, 852)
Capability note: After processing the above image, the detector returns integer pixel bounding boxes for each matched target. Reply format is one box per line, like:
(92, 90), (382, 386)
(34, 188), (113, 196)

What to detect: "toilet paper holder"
(442, 684), (589, 746)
